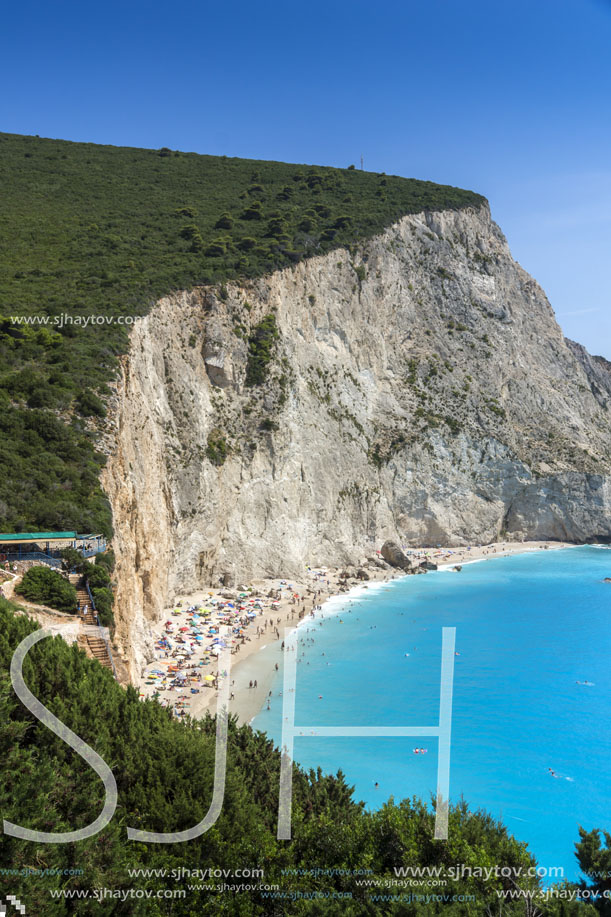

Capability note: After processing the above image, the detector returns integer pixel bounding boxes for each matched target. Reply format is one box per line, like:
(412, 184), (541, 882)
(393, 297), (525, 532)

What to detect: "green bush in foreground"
(15, 566), (76, 613)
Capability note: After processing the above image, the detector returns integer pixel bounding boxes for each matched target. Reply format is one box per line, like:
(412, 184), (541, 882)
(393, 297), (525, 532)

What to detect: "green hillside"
(0, 132), (484, 537)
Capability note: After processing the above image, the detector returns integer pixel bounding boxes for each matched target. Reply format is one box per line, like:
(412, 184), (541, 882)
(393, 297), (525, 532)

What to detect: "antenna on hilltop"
(360, 154), (364, 171)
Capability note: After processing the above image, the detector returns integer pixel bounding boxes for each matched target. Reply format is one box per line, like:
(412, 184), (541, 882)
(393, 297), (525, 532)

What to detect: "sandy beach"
(137, 540), (573, 724)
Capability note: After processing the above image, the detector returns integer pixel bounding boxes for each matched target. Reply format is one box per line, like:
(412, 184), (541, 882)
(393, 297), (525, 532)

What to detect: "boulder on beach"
(368, 555), (390, 570)
(339, 566), (357, 580)
(381, 541), (412, 571)
(356, 569), (370, 580)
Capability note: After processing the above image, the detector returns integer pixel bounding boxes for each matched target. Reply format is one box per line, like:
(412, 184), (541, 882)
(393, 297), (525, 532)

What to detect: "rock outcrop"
(102, 202), (611, 677)
(381, 541), (413, 571)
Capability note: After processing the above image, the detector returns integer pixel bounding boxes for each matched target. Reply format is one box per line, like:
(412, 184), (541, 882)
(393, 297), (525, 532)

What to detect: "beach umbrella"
(204, 674), (215, 681)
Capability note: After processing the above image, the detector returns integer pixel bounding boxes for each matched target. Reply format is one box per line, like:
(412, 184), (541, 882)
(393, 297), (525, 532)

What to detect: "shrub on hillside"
(215, 212), (233, 229)
(60, 547), (89, 574)
(241, 201), (263, 221)
(245, 314), (279, 386)
(85, 563), (111, 589)
(76, 389), (106, 418)
(91, 586), (113, 626)
(205, 430), (229, 466)
(15, 566), (76, 613)
(95, 549), (115, 573)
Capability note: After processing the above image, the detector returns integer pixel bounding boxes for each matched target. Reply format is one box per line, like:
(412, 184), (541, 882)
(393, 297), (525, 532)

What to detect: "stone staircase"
(69, 574), (115, 673)
(76, 586), (97, 625)
(85, 634), (114, 669)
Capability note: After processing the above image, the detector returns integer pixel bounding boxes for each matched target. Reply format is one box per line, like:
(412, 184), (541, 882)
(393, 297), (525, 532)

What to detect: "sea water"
(252, 547), (611, 879)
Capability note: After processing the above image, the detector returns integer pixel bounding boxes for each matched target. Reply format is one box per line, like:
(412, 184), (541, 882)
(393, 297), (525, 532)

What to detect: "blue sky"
(2, 0), (611, 357)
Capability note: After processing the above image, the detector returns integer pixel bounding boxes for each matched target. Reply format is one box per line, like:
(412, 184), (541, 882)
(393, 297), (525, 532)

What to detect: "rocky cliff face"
(102, 203), (611, 677)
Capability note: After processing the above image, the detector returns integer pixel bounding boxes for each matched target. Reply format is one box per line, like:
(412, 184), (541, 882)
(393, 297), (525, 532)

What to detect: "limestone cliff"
(102, 203), (611, 677)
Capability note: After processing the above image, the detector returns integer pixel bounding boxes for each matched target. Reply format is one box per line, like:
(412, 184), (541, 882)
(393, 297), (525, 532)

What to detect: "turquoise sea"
(252, 546), (611, 879)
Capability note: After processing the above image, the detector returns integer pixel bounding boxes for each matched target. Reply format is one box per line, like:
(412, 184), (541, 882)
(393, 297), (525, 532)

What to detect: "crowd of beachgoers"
(138, 570), (331, 719)
(137, 541), (572, 721)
